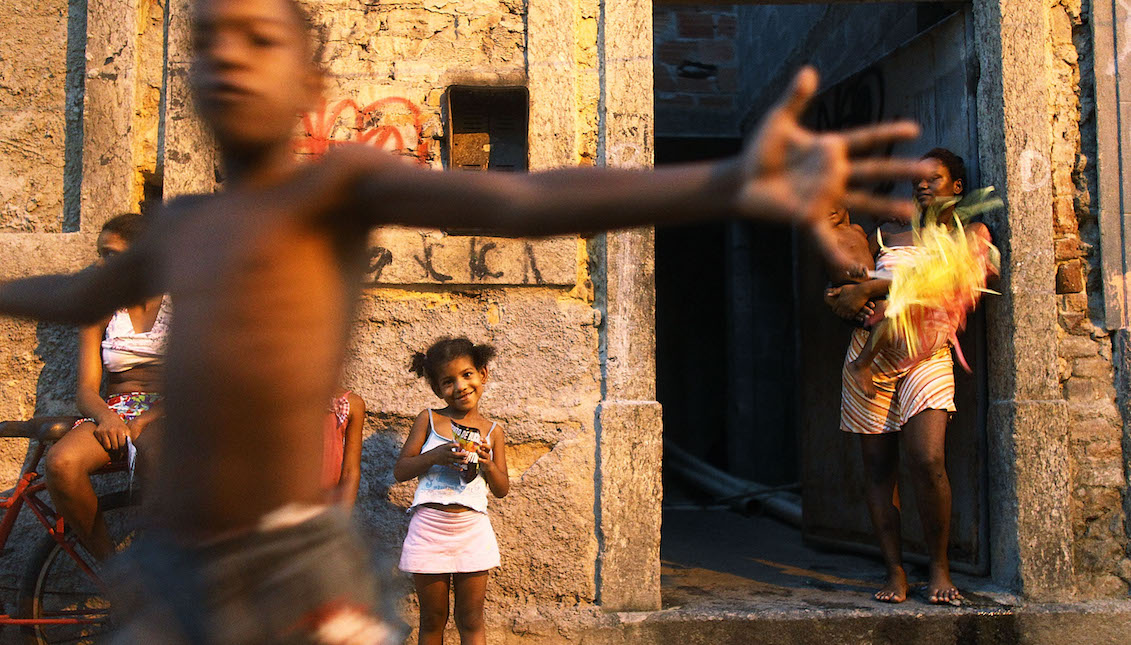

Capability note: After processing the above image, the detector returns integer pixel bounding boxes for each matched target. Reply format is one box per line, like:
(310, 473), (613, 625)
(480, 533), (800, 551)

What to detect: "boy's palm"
(741, 67), (927, 274)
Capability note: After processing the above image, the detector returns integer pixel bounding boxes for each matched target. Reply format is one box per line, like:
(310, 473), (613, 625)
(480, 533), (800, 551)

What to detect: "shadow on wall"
(34, 323), (79, 418)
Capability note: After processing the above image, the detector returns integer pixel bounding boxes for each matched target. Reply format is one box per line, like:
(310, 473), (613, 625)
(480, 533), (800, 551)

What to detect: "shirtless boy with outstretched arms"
(0, 0), (929, 641)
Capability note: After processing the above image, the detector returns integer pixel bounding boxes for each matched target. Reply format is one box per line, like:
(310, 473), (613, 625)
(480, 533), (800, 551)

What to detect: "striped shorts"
(840, 328), (956, 434)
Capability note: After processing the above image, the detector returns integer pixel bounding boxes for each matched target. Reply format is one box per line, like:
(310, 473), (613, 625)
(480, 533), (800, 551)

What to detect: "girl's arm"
(75, 321), (130, 452)
(477, 424), (509, 498)
(335, 392), (366, 507)
(393, 410), (466, 482)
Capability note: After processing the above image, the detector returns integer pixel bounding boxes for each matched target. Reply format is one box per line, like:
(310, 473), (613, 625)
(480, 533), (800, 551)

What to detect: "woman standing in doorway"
(826, 148), (991, 605)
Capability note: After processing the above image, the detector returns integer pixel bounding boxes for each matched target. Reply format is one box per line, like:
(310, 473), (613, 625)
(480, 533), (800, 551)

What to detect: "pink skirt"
(399, 506), (500, 574)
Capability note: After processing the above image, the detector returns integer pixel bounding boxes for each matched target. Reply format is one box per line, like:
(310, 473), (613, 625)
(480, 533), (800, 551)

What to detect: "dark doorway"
(656, 136), (799, 490)
(655, 2), (989, 575)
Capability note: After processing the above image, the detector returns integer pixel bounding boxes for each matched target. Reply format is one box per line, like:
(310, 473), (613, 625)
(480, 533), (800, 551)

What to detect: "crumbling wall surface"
(1047, 0), (1131, 596)
(0, 1), (68, 232)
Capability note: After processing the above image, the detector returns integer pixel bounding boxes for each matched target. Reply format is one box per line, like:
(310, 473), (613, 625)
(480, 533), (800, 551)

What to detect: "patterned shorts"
(71, 392), (163, 431)
(840, 328), (956, 434)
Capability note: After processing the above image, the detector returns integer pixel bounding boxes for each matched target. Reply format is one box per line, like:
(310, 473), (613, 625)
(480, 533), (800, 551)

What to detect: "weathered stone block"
(1065, 376), (1115, 402)
(596, 400), (662, 611)
(1055, 236), (1080, 261)
(1061, 334), (1101, 358)
(1056, 260), (1085, 293)
(1072, 356), (1113, 380)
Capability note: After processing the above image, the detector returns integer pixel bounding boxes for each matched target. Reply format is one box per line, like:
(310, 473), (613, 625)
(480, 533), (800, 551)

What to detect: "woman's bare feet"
(848, 359), (878, 398)
(926, 567), (963, 605)
(874, 567), (908, 603)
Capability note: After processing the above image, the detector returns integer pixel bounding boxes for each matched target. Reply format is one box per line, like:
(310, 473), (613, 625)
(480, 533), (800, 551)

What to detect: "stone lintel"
(365, 229), (578, 287)
(595, 400), (662, 611)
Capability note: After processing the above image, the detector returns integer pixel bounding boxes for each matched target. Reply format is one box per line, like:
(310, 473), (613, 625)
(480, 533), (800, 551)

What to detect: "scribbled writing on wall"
(296, 97), (435, 165)
(360, 234), (573, 286)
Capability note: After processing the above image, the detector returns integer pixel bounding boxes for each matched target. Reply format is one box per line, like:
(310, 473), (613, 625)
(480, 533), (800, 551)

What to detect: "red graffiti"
(296, 97), (432, 164)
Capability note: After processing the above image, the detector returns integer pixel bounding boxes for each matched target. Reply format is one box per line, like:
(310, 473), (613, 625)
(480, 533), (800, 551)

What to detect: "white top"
(101, 296), (171, 373)
(408, 411), (496, 514)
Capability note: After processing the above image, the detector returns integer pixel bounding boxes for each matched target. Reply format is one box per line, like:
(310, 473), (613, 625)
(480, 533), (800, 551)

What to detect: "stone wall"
(1, 1), (70, 232)
(1047, 0), (1131, 597)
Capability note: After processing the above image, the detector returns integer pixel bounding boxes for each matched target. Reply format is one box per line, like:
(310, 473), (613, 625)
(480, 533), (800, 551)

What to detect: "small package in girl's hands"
(451, 421), (481, 482)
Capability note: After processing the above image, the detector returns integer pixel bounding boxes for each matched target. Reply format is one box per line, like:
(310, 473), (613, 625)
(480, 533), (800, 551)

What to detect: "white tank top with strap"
(408, 410), (496, 514)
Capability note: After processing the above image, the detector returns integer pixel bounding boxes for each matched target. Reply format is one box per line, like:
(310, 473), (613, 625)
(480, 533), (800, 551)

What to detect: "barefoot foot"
(873, 569), (908, 603)
(848, 360), (878, 398)
(926, 570), (963, 605)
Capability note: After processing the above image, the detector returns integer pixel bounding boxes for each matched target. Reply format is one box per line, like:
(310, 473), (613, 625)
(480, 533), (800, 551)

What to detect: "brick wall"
(653, 5), (740, 137)
(1048, 0), (1131, 596)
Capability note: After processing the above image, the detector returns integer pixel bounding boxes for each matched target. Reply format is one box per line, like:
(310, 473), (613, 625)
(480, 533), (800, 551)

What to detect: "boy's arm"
(0, 226), (163, 325)
(340, 68), (925, 270)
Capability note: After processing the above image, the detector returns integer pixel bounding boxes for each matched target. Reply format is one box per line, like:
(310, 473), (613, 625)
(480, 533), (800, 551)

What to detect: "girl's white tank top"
(408, 411), (496, 514)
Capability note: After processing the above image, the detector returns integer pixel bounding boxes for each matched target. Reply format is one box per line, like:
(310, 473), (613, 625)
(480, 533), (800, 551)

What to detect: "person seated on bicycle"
(43, 213), (169, 560)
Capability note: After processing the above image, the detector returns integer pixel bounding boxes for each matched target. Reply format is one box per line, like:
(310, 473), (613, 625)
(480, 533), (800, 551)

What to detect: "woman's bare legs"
(43, 421), (114, 559)
(858, 432), (907, 602)
(903, 408), (961, 604)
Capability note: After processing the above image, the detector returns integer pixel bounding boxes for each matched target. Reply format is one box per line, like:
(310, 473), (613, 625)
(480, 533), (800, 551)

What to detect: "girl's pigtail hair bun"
(472, 343), (497, 368)
(409, 352), (428, 378)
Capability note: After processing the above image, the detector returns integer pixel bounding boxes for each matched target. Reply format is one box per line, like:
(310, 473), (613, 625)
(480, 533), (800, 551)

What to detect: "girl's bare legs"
(415, 573), (452, 645)
(43, 421), (114, 559)
(453, 571), (488, 645)
(848, 321), (889, 398)
(903, 409), (962, 604)
(858, 432), (907, 602)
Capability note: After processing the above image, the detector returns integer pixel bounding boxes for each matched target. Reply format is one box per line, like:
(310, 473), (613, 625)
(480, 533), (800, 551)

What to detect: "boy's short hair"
(921, 148), (966, 193)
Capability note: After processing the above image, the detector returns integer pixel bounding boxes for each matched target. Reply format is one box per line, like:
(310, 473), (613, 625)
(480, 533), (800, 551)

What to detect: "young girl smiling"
(395, 337), (509, 645)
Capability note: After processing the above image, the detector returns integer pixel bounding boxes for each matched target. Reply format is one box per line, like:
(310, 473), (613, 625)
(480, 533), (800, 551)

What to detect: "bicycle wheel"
(16, 491), (141, 645)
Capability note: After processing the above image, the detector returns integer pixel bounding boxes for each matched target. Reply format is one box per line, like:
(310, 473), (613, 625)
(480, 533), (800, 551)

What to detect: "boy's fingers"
(842, 192), (916, 221)
(778, 66), (819, 119)
(849, 158), (934, 184)
(841, 122), (923, 153)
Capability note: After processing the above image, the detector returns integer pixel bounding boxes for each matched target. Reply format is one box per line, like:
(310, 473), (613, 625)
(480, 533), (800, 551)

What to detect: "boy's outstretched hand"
(739, 67), (929, 271)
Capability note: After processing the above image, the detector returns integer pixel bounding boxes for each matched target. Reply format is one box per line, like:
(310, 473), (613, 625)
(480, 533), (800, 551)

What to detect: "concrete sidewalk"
(571, 507), (1131, 644)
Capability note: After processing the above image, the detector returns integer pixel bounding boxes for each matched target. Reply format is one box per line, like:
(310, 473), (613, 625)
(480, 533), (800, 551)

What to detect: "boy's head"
(410, 337), (497, 397)
(827, 203), (850, 228)
(190, 0), (324, 154)
(915, 148), (965, 208)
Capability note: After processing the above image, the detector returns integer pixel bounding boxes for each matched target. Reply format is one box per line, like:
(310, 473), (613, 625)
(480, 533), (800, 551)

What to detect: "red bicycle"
(0, 417), (140, 645)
